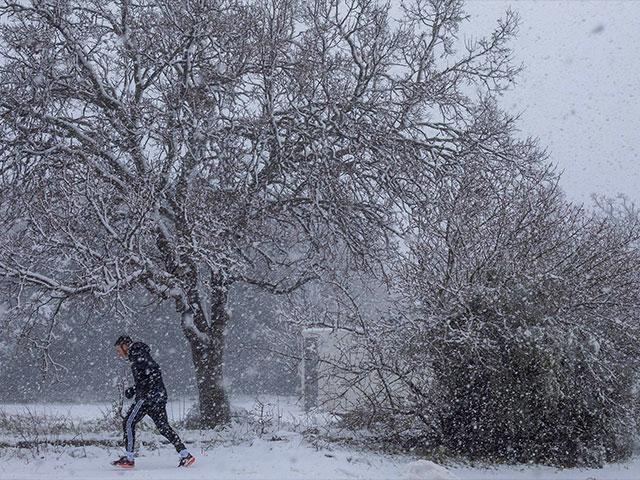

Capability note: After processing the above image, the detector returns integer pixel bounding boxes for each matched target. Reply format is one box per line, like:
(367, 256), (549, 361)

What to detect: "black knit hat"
(114, 335), (133, 347)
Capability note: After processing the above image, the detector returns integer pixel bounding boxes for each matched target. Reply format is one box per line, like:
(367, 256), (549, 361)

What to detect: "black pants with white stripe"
(123, 398), (186, 456)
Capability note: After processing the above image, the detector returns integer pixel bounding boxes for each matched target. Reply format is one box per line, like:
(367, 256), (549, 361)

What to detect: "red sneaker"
(178, 453), (196, 467)
(111, 456), (135, 468)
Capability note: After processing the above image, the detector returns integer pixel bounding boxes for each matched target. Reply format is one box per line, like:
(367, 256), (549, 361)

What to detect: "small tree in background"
(315, 160), (640, 466)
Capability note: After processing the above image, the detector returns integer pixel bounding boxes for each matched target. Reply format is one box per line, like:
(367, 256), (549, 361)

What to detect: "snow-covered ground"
(2, 440), (640, 480)
(1, 397), (640, 480)
(0, 395), (305, 426)
(0, 438), (416, 480)
(450, 461), (640, 480)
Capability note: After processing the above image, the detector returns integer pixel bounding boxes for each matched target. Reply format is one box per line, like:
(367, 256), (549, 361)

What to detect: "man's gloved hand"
(124, 387), (136, 399)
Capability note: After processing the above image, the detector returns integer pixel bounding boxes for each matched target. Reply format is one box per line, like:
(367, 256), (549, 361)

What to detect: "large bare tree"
(0, 0), (521, 426)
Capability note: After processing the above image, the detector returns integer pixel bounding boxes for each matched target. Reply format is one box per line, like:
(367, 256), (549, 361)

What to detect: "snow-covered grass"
(0, 398), (198, 424)
(1, 396), (640, 479)
(0, 396), (417, 479)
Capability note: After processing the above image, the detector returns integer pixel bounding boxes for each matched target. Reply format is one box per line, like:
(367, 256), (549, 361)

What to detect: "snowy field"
(2, 442), (640, 480)
(1, 397), (640, 480)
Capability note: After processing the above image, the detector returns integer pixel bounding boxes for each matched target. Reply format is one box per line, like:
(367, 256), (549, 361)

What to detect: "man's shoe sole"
(180, 456), (196, 468)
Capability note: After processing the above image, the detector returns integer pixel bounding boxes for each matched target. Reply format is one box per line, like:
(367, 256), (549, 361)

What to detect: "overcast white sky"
(462, 0), (640, 205)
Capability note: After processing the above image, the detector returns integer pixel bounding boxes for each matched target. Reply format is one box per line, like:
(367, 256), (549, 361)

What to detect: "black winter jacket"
(126, 342), (168, 402)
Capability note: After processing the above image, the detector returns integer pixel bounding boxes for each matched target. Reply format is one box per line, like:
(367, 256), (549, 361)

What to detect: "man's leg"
(122, 399), (147, 461)
(147, 401), (188, 456)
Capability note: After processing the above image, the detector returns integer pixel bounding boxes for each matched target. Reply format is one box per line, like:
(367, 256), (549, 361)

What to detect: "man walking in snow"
(111, 335), (195, 468)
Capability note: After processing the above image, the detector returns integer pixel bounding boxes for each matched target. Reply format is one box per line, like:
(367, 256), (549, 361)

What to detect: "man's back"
(128, 341), (167, 401)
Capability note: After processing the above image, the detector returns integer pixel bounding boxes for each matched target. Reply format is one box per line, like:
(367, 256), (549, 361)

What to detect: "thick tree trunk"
(179, 286), (231, 428)
(188, 323), (230, 428)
